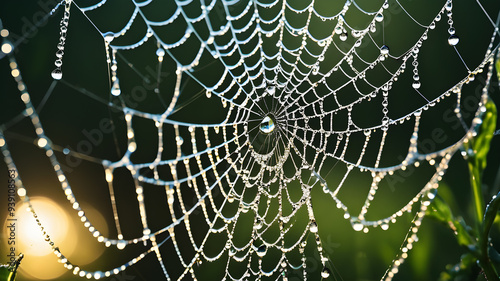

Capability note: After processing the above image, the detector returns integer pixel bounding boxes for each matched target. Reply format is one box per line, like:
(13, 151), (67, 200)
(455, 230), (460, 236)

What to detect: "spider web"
(1, 0), (500, 280)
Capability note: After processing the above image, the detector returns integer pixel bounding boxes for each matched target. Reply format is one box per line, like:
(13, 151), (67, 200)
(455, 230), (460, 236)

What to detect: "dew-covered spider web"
(1, 0), (500, 280)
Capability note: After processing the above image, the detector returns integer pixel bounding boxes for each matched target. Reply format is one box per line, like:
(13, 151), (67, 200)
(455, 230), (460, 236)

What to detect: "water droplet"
(375, 13), (384, 22)
(51, 68), (62, 80)
(312, 66), (319, 75)
(334, 26), (343, 35)
(156, 48), (165, 57)
(380, 45), (390, 55)
(260, 115), (275, 134)
(103, 32), (114, 43)
(352, 222), (363, 231)
(339, 32), (348, 41)
(116, 240), (126, 250)
(468, 73), (475, 82)
(381, 223), (389, 230)
(321, 267), (331, 278)
(448, 34), (459, 46)
(56, 49), (64, 58)
(448, 27), (455, 35)
(256, 245), (267, 257)
(227, 193), (234, 203)
(412, 81), (421, 89)
(206, 91), (212, 98)
(429, 22), (436, 29)
(94, 271), (103, 279)
(363, 129), (371, 136)
(254, 219), (263, 230)
(111, 81), (121, 96)
(309, 221), (318, 233)
(445, 2), (452, 11)
(229, 247), (236, 257)
(267, 86), (276, 96)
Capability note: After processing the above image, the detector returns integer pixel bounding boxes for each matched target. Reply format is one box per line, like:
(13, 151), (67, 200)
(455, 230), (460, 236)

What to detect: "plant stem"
(469, 158), (485, 231)
(478, 191), (500, 280)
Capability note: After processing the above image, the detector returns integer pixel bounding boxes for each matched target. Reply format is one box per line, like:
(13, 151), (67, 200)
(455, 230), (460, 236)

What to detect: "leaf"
(452, 218), (475, 248)
(496, 53), (500, 84)
(438, 253), (480, 281)
(427, 195), (475, 248)
(473, 98), (497, 171)
(426, 194), (453, 224)
(0, 254), (23, 281)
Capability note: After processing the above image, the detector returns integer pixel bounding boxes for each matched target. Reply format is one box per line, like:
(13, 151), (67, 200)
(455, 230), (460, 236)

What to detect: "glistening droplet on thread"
(448, 35), (459, 46)
(51, 68), (62, 80)
(380, 45), (390, 55)
(260, 115), (275, 134)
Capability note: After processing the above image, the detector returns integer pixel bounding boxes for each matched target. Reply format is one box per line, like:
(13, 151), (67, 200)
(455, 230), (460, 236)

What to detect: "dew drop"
(229, 247), (236, 257)
(445, 2), (452, 11)
(260, 115), (275, 134)
(339, 32), (348, 41)
(267, 86), (276, 96)
(448, 34), (459, 46)
(412, 81), (421, 89)
(111, 81), (121, 96)
(321, 267), (331, 278)
(103, 32), (114, 43)
(375, 13), (384, 22)
(380, 45), (390, 55)
(51, 68), (62, 80)
(312, 66), (319, 75)
(309, 221), (318, 233)
(94, 271), (103, 279)
(254, 219), (263, 230)
(256, 245), (267, 257)
(352, 222), (363, 231)
(156, 48), (165, 57)
(468, 73), (475, 82)
(116, 240), (126, 250)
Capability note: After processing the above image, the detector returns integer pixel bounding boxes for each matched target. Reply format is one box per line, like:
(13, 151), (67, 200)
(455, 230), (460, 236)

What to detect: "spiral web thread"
(1, 0), (500, 280)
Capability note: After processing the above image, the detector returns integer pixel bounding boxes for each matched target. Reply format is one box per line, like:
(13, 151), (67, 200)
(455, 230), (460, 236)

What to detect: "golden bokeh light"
(3, 197), (108, 280)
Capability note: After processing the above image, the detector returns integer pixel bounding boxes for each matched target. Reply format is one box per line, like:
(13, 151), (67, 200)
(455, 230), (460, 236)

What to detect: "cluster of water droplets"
(50, 0), (71, 80)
